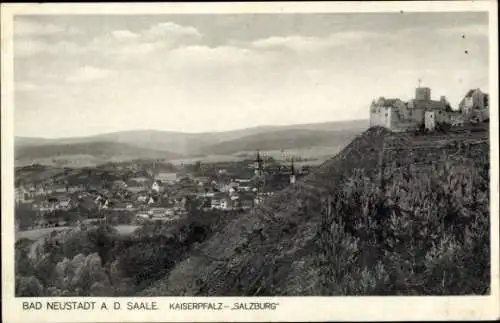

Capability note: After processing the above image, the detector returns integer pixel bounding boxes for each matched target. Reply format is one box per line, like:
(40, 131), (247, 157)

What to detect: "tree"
(15, 203), (38, 230)
(15, 239), (35, 276)
(16, 276), (44, 296)
(53, 253), (112, 296)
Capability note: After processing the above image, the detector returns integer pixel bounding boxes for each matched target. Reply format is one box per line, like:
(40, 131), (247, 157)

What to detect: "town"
(15, 151), (311, 233)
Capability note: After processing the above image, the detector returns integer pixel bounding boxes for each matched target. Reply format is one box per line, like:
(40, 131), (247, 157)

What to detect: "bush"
(16, 225), (120, 296)
(16, 276), (44, 297)
(51, 253), (112, 296)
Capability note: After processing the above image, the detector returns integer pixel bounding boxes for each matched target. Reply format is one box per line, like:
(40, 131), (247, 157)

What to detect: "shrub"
(16, 276), (44, 297)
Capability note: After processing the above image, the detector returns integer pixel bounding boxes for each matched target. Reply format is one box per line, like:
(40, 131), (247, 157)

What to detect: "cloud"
(435, 23), (489, 38)
(79, 22), (203, 62)
(15, 38), (81, 58)
(144, 22), (202, 40)
(66, 66), (110, 83)
(15, 20), (81, 37)
(115, 42), (164, 56)
(253, 35), (328, 52)
(14, 21), (202, 60)
(252, 31), (382, 53)
(167, 45), (267, 67)
(16, 82), (38, 92)
(14, 39), (49, 57)
(110, 30), (140, 41)
(84, 36), (166, 63)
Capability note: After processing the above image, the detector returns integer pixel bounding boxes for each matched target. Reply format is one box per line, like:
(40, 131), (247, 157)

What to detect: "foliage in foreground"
(317, 141), (490, 295)
(15, 209), (230, 296)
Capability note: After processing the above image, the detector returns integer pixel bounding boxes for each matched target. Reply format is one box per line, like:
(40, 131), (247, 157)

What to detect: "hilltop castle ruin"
(369, 86), (489, 132)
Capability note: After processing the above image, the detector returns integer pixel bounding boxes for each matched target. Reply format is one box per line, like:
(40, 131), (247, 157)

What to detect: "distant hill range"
(200, 128), (361, 156)
(15, 119), (369, 165)
(15, 142), (181, 167)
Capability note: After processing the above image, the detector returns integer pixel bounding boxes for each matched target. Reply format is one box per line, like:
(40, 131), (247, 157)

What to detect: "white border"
(2, 2), (499, 322)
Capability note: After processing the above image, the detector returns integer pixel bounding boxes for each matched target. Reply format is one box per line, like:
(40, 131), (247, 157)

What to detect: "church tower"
(254, 149), (264, 177)
(253, 149), (266, 204)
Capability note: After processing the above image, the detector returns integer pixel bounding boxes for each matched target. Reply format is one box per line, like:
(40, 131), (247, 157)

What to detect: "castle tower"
(415, 87), (431, 101)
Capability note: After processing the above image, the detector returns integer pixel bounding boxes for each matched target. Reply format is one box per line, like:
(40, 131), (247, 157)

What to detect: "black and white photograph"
(2, 1), (499, 322)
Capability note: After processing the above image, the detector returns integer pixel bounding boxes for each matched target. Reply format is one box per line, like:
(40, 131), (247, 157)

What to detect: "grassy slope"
(142, 126), (490, 296)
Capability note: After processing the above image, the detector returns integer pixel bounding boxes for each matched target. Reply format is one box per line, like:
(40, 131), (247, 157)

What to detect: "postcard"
(1, 1), (499, 322)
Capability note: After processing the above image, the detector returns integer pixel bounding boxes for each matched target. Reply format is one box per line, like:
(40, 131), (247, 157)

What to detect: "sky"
(14, 12), (489, 138)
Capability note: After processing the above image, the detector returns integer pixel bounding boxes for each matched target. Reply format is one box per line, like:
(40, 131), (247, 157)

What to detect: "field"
(16, 146), (342, 168)
(169, 145), (344, 166)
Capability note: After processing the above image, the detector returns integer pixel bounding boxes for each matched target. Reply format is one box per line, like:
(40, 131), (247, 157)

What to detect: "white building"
(155, 172), (177, 184)
(211, 194), (230, 210)
(424, 111), (436, 131)
(369, 97), (406, 129)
